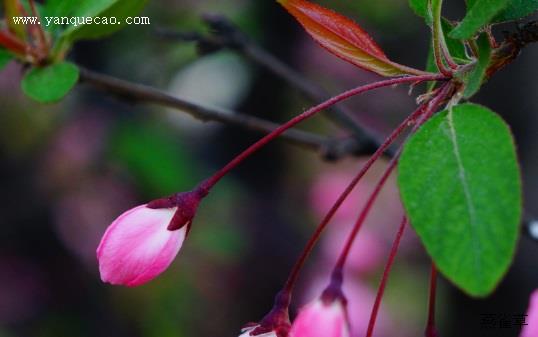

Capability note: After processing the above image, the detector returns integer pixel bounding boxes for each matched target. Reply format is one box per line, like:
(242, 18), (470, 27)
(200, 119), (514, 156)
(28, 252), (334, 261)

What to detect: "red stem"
(431, 0), (454, 76)
(366, 216), (408, 337)
(254, 80), (447, 329)
(339, 83), (452, 337)
(0, 30), (28, 55)
(200, 74), (446, 191)
(256, 81), (446, 331)
(432, 30), (452, 77)
(441, 44), (458, 70)
(425, 264), (439, 337)
(16, 0), (29, 16)
(434, 45), (452, 77)
(485, 27), (499, 49)
(280, 101), (430, 297)
(331, 82), (452, 277)
(333, 146), (401, 271)
(28, 0), (48, 55)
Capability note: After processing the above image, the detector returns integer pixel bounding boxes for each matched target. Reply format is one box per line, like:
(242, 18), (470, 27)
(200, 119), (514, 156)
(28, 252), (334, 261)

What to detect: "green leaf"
(44, 0), (115, 36)
(494, 0), (538, 22)
(398, 103), (522, 297)
(463, 34), (491, 98)
(59, 0), (148, 42)
(409, 0), (433, 25)
(0, 49), (13, 70)
(60, 0), (116, 20)
(465, 0), (536, 23)
(441, 20), (469, 62)
(42, 0), (80, 34)
(21, 62), (79, 103)
(43, 0), (79, 16)
(450, 0), (510, 39)
(466, 0), (479, 8)
(108, 121), (199, 196)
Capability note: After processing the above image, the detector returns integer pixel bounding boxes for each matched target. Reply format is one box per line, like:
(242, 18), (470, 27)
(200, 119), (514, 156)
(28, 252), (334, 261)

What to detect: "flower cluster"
(92, 0), (508, 336)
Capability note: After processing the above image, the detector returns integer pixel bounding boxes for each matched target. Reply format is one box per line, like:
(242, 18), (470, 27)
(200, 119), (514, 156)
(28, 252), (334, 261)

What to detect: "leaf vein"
(447, 107), (482, 285)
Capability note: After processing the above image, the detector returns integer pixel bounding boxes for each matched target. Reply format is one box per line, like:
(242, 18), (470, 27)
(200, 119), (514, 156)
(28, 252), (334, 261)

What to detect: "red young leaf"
(4, 0), (28, 39)
(0, 31), (27, 55)
(278, 0), (427, 77)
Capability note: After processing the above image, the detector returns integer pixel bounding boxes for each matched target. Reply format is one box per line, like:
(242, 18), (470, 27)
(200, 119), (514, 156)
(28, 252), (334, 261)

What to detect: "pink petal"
(322, 225), (385, 274)
(303, 277), (393, 337)
(290, 299), (350, 337)
(97, 205), (185, 286)
(521, 290), (538, 337)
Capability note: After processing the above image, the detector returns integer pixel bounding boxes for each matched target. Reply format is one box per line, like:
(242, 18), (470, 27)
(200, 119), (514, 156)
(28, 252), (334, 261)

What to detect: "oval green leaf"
(21, 62), (79, 103)
(494, 0), (538, 22)
(450, 0), (510, 39)
(408, 0), (433, 26)
(398, 103), (522, 297)
(60, 0), (148, 42)
(462, 34), (491, 98)
(42, 0), (81, 34)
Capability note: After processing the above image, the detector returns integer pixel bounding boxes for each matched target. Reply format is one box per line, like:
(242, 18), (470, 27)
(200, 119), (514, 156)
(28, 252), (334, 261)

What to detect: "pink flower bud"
(521, 290), (538, 337)
(238, 291), (291, 337)
(289, 298), (350, 337)
(96, 205), (186, 286)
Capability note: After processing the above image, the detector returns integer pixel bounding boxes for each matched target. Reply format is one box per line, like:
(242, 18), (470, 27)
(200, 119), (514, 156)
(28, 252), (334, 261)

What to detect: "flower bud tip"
(97, 205), (186, 286)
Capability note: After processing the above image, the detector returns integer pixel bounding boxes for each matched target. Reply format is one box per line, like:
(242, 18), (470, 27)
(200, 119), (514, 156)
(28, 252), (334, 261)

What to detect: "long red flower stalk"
(281, 102), (428, 297)
(366, 216), (408, 337)
(332, 83), (452, 275)
(247, 81), (448, 335)
(200, 74), (445, 191)
(425, 264), (439, 337)
(0, 30), (28, 55)
(345, 83), (453, 337)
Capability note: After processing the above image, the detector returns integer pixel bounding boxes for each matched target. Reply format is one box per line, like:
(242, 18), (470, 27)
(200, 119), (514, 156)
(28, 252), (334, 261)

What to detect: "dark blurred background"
(0, 1), (537, 337)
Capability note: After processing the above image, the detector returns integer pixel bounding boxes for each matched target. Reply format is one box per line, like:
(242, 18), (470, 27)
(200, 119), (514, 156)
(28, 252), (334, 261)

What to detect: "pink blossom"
(309, 170), (367, 223)
(309, 164), (407, 275)
(303, 277), (393, 337)
(309, 163), (403, 237)
(97, 205), (186, 286)
(289, 298), (350, 337)
(322, 225), (385, 275)
(521, 290), (538, 337)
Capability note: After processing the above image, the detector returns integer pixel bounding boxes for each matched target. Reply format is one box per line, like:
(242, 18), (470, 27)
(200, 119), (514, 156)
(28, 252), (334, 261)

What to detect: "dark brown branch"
(155, 14), (383, 154)
(80, 20), (538, 236)
(487, 21), (538, 78)
(78, 66), (372, 160)
(78, 67), (538, 237)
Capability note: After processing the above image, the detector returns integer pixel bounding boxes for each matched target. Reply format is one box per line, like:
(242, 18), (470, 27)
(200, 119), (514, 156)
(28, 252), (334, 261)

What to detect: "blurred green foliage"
(108, 119), (200, 196)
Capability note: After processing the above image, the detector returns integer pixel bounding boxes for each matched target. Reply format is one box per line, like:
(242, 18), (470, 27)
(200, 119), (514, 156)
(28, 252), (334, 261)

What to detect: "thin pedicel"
(332, 83), (452, 276)
(297, 83), (451, 336)
(249, 102), (429, 335)
(246, 84), (452, 336)
(362, 84), (454, 337)
(425, 264), (439, 337)
(200, 74), (445, 192)
(366, 216), (408, 337)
